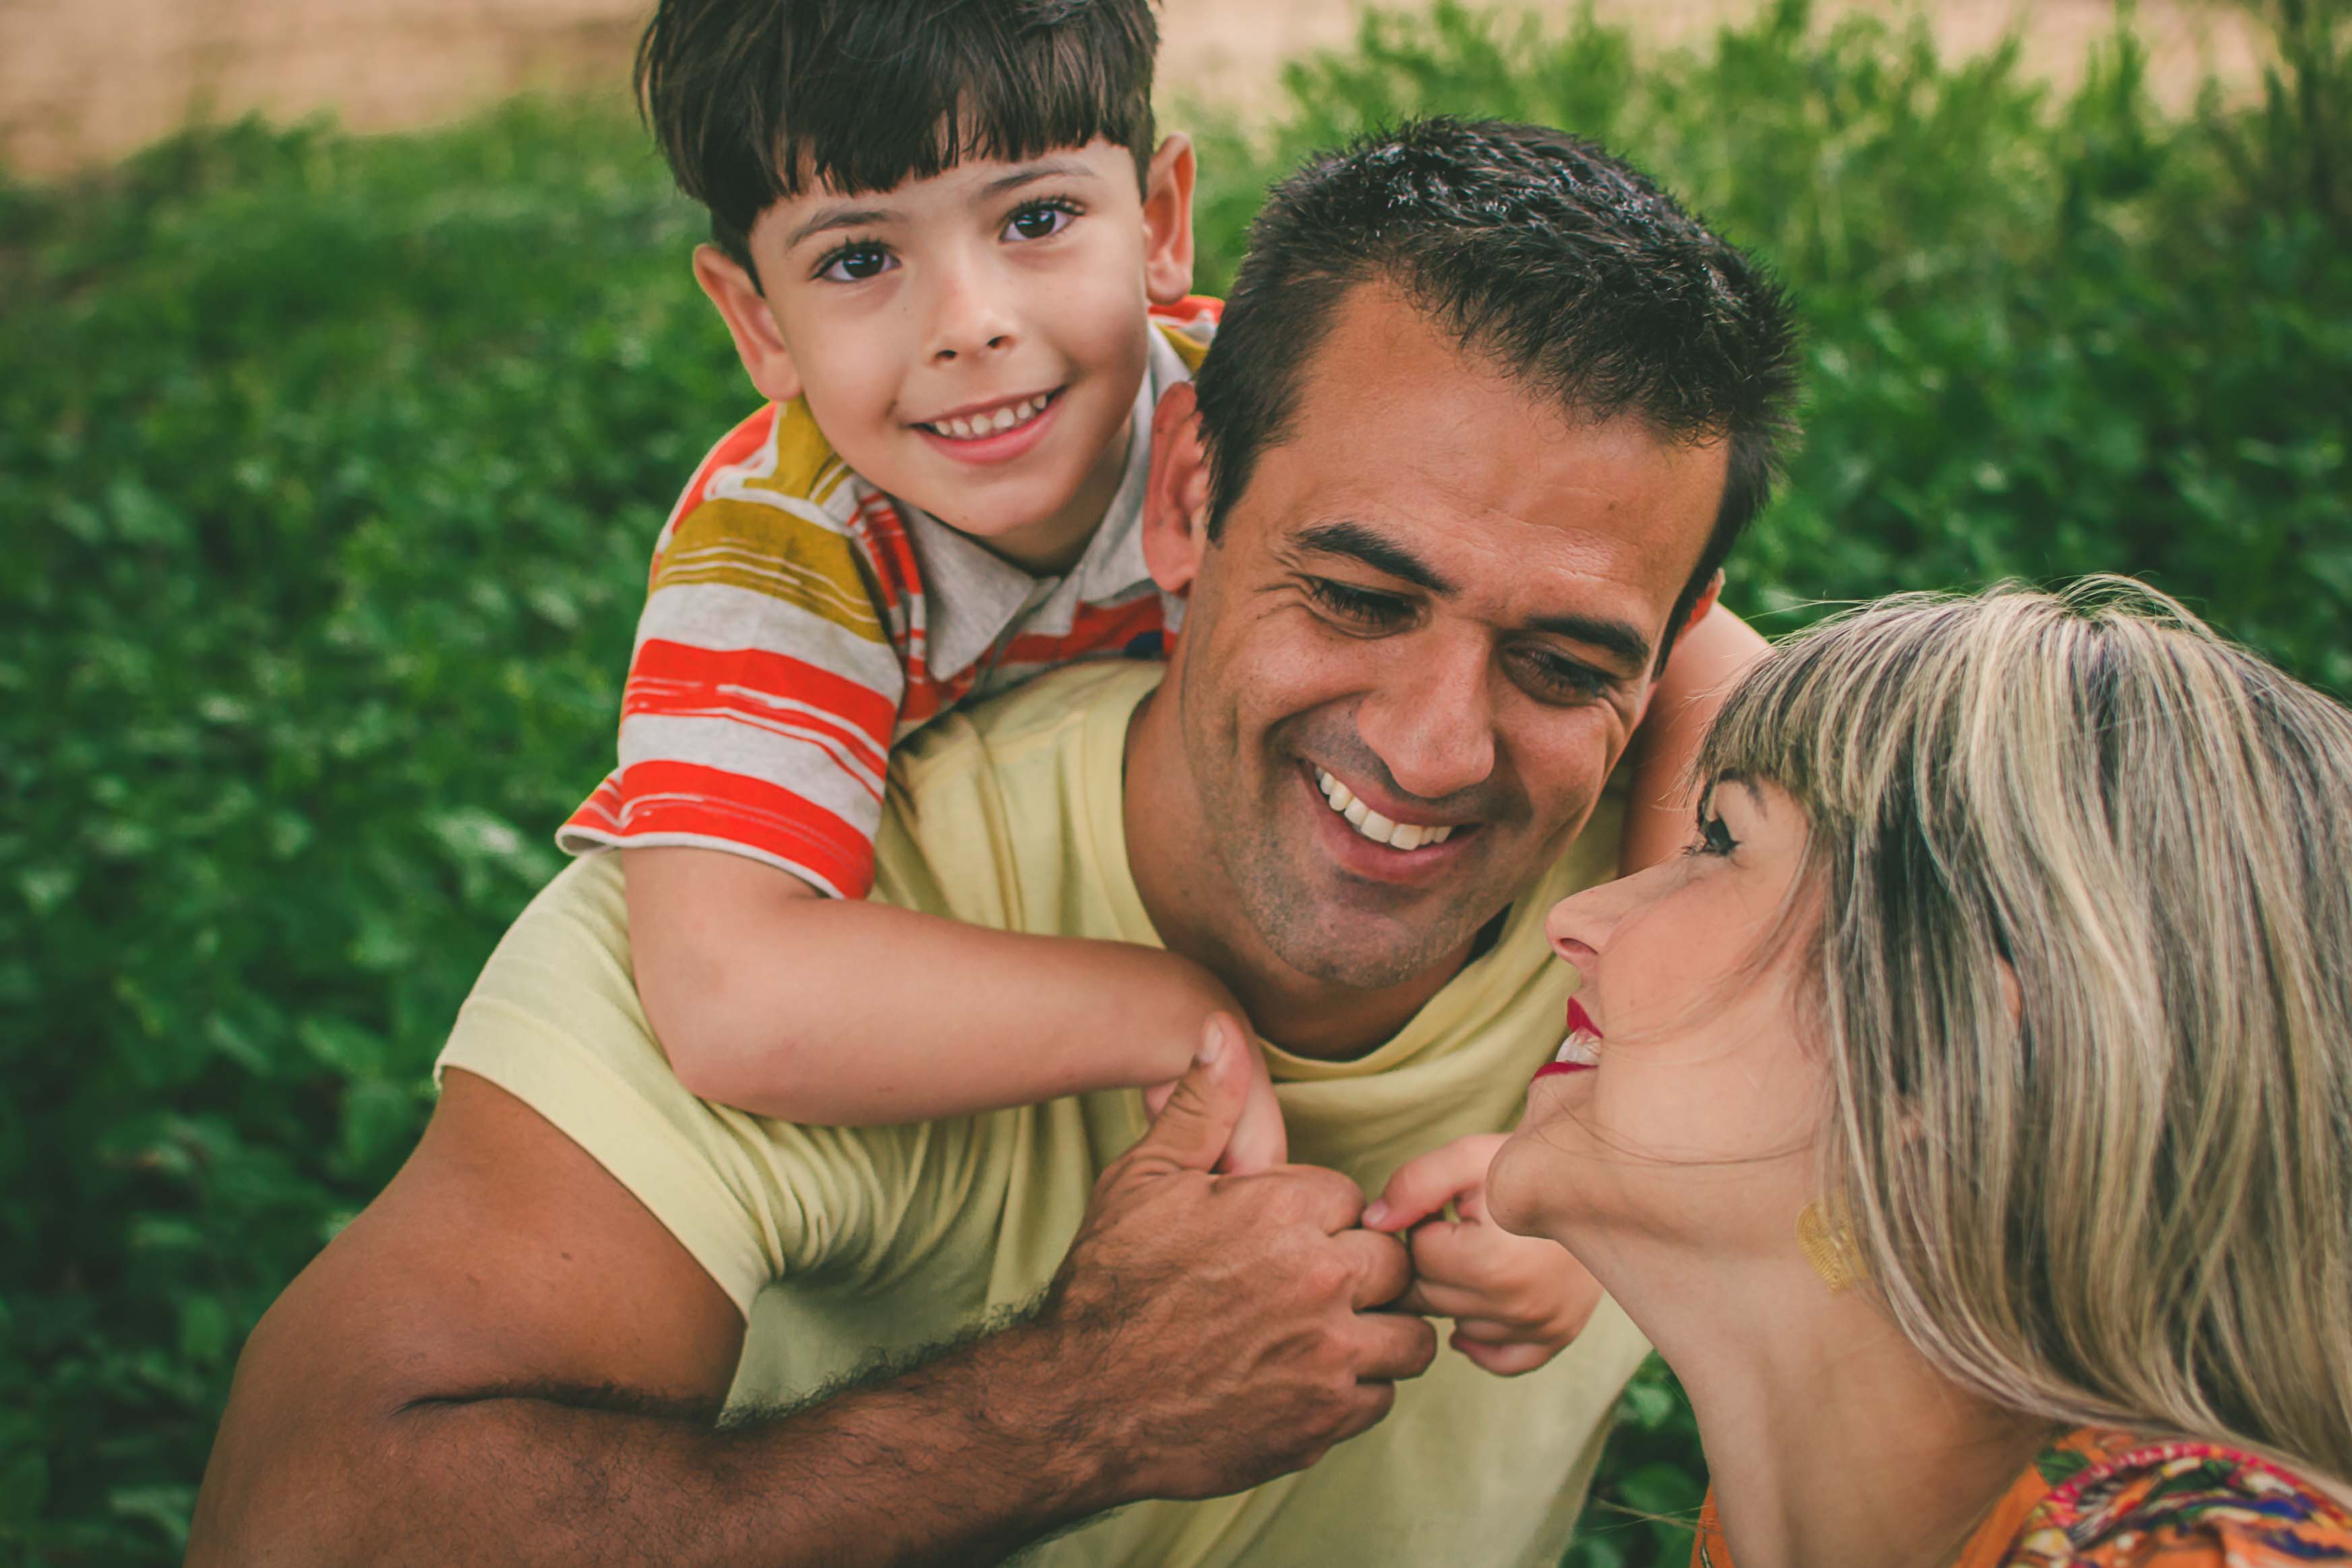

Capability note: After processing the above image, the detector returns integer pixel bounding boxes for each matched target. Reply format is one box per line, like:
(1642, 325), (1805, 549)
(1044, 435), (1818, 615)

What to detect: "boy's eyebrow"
(785, 204), (899, 251)
(978, 157), (1100, 197)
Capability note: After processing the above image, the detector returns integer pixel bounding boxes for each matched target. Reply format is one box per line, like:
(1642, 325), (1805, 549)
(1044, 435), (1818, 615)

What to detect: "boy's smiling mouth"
(913, 388), (1062, 441)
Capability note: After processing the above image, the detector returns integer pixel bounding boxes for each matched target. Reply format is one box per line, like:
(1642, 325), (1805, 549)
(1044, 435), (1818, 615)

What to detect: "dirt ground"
(0, 0), (2266, 178)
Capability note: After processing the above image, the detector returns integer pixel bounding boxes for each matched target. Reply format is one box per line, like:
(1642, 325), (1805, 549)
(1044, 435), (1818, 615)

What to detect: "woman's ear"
(1141, 382), (1213, 595)
(1140, 134), (1198, 307)
(692, 243), (804, 405)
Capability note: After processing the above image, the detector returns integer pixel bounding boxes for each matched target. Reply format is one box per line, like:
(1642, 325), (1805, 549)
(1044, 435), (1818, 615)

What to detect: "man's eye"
(816, 244), (896, 282)
(1003, 200), (1079, 243)
(1509, 647), (1610, 704)
(1302, 577), (1411, 629)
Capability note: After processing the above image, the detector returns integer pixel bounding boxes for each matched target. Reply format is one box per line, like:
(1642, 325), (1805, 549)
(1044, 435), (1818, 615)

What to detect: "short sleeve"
(558, 404), (909, 899)
(434, 856), (907, 1315)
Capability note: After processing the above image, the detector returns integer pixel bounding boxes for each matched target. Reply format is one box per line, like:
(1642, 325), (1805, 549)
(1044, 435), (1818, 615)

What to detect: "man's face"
(724, 137), (1193, 573)
(1166, 284), (1728, 988)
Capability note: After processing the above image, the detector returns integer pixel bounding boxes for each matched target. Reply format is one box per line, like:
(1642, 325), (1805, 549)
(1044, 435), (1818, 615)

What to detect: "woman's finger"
(1363, 1135), (1507, 1232)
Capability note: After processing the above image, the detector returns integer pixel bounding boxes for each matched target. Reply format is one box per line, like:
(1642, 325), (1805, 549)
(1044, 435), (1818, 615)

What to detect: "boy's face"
(697, 136), (1195, 575)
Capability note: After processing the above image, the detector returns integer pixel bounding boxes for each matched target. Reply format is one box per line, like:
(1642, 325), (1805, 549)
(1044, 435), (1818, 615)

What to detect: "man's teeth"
(1555, 1029), (1602, 1066)
(929, 393), (1050, 440)
(1314, 766), (1455, 851)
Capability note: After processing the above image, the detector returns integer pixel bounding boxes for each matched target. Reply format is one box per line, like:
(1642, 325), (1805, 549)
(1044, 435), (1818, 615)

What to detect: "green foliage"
(7, 3), (2349, 1562)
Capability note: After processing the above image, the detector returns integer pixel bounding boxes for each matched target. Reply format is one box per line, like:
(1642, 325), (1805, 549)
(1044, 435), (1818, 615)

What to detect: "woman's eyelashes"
(1688, 808), (1738, 857)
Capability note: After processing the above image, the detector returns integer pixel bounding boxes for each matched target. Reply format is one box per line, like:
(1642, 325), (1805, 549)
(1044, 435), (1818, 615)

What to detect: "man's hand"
(1363, 1135), (1604, 1377)
(1140, 1002), (1288, 1173)
(1053, 1014), (1433, 1499)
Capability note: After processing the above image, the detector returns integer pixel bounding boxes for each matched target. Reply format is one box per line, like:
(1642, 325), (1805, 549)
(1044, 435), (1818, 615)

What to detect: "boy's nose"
(927, 263), (1019, 362)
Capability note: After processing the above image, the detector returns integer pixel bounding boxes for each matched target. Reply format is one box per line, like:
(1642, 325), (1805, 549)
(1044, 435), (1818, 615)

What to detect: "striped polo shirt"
(559, 298), (1217, 900)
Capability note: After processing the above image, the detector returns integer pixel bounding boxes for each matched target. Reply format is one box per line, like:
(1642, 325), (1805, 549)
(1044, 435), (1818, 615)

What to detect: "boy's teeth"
(1555, 1029), (1602, 1066)
(932, 394), (1047, 441)
(1313, 766), (1455, 851)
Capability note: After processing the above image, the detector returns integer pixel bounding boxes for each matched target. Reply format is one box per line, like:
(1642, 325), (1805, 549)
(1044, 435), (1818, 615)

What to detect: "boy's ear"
(1141, 382), (1214, 594)
(1141, 133), (1197, 307)
(692, 243), (804, 405)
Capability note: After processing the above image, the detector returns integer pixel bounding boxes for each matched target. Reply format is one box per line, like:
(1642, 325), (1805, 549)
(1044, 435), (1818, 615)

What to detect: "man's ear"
(1141, 134), (1197, 307)
(1141, 382), (1214, 594)
(692, 243), (804, 405)
(1679, 570), (1725, 650)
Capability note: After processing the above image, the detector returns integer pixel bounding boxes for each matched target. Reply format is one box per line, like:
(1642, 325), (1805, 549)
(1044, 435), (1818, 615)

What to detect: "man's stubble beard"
(1176, 676), (1520, 992)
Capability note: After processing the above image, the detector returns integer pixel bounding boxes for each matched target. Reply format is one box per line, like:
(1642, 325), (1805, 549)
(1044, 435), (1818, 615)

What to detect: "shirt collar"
(900, 326), (1190, 682)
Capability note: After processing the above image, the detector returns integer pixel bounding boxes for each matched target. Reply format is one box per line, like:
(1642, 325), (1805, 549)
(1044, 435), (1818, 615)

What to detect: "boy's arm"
(625, 847), (1285, 1162)
(1617, 601), (1770, 873)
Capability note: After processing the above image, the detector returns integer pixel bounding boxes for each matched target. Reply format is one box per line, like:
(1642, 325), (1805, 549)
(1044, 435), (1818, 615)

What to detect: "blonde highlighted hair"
(1699, 578), (2352, 1481)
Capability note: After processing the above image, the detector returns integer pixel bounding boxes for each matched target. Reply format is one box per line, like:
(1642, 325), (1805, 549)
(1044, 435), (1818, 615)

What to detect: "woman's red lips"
(1534, 996), (1603, 1081)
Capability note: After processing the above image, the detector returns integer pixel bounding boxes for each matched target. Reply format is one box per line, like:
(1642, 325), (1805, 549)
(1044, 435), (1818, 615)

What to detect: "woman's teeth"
(1555, 1029), (1602, 1066)
(1314, 766), (1455, 851)
(926, 393), (1051, 440)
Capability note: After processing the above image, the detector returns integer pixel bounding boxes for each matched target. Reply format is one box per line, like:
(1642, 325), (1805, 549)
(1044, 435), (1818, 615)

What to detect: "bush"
(6, 3), (2347, 1561)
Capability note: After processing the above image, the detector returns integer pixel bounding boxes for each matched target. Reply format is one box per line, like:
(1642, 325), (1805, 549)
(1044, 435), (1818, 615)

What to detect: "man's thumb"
(1137, 1013), (1250, 1173)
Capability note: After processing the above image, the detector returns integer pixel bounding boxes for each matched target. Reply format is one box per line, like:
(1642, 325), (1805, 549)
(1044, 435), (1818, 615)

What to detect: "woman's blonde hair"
(1698, 577), (2352, 1480)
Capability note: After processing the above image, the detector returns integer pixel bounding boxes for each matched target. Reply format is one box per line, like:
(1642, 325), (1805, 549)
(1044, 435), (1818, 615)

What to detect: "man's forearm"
(204, 1316), (1122, 1568)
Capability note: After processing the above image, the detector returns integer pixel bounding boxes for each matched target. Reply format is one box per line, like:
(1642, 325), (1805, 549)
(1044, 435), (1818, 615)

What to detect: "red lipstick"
(1534, 996), (1602, 1081)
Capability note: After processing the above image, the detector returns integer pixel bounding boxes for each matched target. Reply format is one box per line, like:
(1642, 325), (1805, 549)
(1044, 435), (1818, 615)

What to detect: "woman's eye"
(1003, 200), (1078, 242)
(1303, 577), (1411, 629)
(816, 244), (895, 283)
(1691, 812), (1738, 857)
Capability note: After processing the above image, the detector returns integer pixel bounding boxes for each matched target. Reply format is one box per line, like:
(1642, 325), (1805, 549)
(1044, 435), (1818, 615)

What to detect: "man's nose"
(926, 249), (1018, 363)
(1352, 628), (1499, 804)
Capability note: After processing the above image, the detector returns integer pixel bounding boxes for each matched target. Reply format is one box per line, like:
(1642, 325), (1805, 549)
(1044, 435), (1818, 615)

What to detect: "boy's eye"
(1002, 199), (1079, 243)
(816, 243), (896, 283)
(1303, 576), (1412, 631)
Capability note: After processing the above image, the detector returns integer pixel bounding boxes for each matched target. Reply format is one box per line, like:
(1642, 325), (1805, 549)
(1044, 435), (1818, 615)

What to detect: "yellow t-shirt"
(439, 659), (1649, 1568)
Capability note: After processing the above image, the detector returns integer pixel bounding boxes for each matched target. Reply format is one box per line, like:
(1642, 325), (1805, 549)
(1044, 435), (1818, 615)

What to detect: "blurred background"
(3, 1), (2347, 1563)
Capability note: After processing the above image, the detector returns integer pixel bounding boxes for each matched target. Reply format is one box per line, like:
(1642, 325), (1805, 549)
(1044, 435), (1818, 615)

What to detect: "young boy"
(562, 0), (1763, 1162)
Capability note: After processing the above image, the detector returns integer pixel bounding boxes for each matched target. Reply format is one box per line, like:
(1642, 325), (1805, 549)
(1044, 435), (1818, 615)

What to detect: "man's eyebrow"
(1292, 521), (1455, 595)
(979, 158), (1099, 198)
(1524, 612), (1654, 672)
(784, 204), (899, 251)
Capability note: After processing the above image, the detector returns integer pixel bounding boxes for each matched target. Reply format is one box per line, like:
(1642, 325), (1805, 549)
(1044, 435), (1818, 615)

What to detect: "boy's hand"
(1143, 1013), (1287, 1174)
(1362, 1135), (1603, 1377)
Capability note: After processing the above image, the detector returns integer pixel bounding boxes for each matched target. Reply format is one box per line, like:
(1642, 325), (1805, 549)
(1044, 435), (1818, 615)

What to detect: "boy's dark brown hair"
(636, 0), (1161, 278)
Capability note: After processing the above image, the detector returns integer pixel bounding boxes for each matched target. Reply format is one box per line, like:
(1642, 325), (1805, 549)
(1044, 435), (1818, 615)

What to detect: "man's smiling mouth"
(915, 388), (1059, 440)
(1313, 766), (1459, 851)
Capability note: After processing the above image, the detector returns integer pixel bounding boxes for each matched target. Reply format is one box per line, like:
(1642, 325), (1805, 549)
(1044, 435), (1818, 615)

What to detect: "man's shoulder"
(893, 659), (1161, 786)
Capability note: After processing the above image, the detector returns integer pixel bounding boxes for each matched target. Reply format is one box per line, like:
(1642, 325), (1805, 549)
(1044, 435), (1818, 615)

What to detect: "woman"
(1484, 580), (2352, 1566)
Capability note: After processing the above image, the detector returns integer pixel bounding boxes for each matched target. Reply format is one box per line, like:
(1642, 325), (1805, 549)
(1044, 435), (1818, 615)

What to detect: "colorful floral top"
(1689, 1426), (2352, 1567)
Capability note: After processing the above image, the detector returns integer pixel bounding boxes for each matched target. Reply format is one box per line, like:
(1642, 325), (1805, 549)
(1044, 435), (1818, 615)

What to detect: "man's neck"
(1120, 687), (1476, 1061)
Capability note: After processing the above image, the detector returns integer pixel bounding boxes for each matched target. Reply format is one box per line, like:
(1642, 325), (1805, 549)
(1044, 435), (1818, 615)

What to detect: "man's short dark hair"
(636, 0), (1160, 276)
(1192, 118), (1801, 666)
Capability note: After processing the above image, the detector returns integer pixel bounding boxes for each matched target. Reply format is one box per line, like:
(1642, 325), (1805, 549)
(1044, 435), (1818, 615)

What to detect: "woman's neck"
(1591, 1241), (2051, 1568)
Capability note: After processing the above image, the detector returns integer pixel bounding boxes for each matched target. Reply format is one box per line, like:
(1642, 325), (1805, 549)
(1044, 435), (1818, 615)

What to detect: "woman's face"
(1486, 779), (1830, 1264)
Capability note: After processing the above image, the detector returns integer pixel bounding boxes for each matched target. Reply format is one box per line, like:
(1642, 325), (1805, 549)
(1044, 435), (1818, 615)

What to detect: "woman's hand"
(1364, 1135), (1604, 1375)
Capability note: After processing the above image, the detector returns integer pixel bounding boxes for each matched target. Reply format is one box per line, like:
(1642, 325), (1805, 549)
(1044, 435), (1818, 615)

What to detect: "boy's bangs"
(771, 6), (1156, 200)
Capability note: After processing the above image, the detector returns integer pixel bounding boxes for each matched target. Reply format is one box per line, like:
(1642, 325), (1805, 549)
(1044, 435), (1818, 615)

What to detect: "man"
(191, 119), (1798, 1567)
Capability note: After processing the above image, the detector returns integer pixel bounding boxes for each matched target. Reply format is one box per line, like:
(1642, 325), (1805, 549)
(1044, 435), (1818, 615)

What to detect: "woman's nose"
(1546, 866), (1662, 965)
